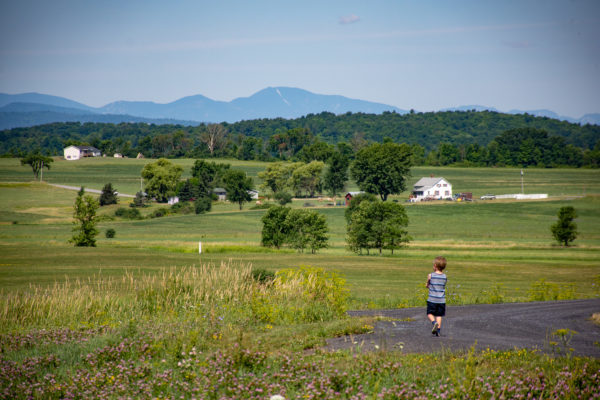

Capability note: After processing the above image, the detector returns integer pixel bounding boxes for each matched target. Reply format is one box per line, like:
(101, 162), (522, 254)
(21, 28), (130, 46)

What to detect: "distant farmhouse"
(64, 145), (101, 161)
(410, 177), (452, 202)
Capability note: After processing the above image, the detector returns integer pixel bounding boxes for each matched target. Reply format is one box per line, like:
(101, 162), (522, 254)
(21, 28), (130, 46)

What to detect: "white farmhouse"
(411, 177), (452, 202)
(63, 145), (102, 160)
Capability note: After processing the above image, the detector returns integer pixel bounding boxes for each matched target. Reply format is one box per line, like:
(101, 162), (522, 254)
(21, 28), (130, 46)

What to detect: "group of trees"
(4, 111), (599, 168)
(344, 193), (410, 255)
(261, 206), (328, 253)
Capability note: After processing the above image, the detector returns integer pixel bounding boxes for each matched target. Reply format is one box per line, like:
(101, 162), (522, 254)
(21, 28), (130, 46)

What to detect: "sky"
(1, 0), (599, 118)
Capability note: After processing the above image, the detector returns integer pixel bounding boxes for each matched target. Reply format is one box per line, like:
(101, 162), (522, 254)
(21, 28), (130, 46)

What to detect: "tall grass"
(0, 263), (349, 333)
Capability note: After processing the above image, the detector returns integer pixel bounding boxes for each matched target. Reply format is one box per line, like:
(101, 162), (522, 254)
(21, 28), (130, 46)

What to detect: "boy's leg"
(427, 314), (436, 323)
(436, 316), (442, 329)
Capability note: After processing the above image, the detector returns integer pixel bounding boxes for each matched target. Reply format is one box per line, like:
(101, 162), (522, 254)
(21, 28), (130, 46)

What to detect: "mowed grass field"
(1, 157), (599, 307)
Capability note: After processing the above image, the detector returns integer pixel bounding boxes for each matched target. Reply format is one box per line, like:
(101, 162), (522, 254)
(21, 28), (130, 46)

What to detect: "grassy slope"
(1, 161), (599, 305)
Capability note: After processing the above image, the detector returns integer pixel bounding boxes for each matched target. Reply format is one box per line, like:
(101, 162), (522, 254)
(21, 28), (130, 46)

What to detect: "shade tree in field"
(551, 206), (578, 246)
(350, 142), (413, 201)
(261, 206), (329, 253)
(99, 183), (118, 206)
(344, 192), (378, 223)
(258, 161), (302, 196)
(70, 187), (99, 247)
(323, 150), (349, 197)
(20, 152), (53, 180)
(346, 198), (410, 255)
(223, 169), (253, 210)
(290, 160), (325, 197)
(141, 158), (184, 203)
(261, 205), (291, 249)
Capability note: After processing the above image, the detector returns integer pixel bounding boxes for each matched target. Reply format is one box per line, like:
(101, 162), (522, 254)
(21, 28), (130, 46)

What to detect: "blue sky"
(1, 0), (599, 117)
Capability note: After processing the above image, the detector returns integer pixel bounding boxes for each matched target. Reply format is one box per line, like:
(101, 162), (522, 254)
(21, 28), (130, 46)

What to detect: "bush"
(250, 202), (273, 210)
(251, 268), (276, 284)
(105, 228), (116, 238)
(115, 207), (142, 219)
(149, 207), (170, 218)
(171, 201), (194, 214)
(274, 191), (292, 205)
(194, 197), (212, 214)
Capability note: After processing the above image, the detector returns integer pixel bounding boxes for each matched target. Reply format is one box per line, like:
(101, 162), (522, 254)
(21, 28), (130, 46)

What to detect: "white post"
(40, 161), (43, 182)
(198, 241), (202, 254)
(520, 169), (524, 194)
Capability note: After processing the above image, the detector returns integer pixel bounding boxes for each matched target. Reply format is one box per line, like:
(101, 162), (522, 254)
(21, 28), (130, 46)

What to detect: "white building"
(411, 177), (453, 202)
(63, 145), (101, 161)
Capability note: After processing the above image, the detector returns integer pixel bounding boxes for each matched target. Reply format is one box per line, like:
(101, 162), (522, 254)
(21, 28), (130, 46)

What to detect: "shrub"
(115, 207), (142, 219)
(149, 207), (170, 218)
(99, 183), (118, 206)
(274, 191), (292, 205)
(130, 191), (147, 208)
(171, 201), (194, 214)
(251, 268), (276, 284)
(105, 228), (116, 238)
(194, 197), (212, 214)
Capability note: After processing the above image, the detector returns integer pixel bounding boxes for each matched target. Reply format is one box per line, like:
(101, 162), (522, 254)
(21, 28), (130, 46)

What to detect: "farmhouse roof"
(413, 177), (449, 190)
(74, 145), (100, 151)
(213, 187), (227, 194)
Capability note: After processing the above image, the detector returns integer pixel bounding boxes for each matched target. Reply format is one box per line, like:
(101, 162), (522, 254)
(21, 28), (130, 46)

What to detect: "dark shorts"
(427, 301), (446, 317)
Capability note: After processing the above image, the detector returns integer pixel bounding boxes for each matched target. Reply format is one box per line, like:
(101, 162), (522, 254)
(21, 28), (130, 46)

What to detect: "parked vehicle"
(480, 194), (496, 200)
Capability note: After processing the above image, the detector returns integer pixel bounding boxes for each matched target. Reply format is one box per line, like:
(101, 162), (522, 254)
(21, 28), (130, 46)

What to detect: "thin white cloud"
(339, 14), (360, 25)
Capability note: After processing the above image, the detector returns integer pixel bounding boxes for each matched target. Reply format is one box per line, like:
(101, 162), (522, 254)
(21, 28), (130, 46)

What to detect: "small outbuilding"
(63, 145), (101, 161)
(247, 189), (259, 200)
(213, 188), (227, 201)
(345, 191), (365, 206)
(410, 177), (452, 202)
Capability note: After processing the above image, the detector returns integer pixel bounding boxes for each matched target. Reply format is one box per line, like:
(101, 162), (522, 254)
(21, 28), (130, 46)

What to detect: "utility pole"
(40, 160), (43, 182)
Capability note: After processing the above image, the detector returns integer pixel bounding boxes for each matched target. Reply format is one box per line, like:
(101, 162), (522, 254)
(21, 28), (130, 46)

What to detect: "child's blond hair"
(434, 256), (447, 271)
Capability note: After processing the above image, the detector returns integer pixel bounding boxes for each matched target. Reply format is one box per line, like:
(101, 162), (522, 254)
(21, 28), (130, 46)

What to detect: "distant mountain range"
(1, 87), (598, 130)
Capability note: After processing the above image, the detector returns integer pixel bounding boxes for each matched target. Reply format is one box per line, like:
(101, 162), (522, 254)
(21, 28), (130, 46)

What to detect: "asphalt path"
(324, 299), (600, 357)
(48, 184), (134, 198)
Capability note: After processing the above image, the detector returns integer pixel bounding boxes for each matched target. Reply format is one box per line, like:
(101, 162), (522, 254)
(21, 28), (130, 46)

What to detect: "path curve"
(48, 183), (134, 198)
(324, 299), (600, 356)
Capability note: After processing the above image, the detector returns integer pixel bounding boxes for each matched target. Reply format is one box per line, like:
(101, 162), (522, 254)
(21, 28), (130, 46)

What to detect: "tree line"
(2, 112), (599, 167)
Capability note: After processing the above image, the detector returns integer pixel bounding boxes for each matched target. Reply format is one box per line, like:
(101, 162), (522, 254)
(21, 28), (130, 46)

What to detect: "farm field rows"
(1, 158), (599, 398)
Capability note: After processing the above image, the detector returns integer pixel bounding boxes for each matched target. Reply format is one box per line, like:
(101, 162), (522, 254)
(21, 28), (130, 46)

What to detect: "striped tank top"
(427, 273), (447, 304)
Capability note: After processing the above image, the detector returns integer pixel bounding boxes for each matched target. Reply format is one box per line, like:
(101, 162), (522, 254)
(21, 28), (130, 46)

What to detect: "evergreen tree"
(99, 183), (118, 206)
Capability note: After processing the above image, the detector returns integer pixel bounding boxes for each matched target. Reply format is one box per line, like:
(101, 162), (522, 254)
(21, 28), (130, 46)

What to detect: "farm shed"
(213, 188), (227, 201)
(248, 189), (259, 199)
(63, 145), (101, 160)
(410, 177), (452, 202)
(345, 191), (365, 206)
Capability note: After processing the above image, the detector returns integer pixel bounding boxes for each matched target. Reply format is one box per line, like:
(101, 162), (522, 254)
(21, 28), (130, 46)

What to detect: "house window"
(443, 184), (447, 187)
(445, 191), (449, 195)
(436, 184), (441, 187)
(435, 191), (440, 195)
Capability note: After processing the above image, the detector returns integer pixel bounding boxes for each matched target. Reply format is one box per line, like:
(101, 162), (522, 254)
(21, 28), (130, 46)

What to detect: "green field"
(1, 158), (599, 398)
(1, 158), (599, 304)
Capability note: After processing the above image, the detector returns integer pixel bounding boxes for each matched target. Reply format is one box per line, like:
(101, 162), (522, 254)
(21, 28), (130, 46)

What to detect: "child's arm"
(426, 273), (431, 288)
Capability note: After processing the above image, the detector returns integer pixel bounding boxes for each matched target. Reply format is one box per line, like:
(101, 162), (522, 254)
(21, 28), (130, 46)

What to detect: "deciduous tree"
(141, 158), (183, 203)
(223, 169), (253, 210)
(20, 152), (53, 180)
(350, 142), (412, 201)
(70, 188), (99, 247)
(285, 209), (328, 253)
(551, 206), (578, 246)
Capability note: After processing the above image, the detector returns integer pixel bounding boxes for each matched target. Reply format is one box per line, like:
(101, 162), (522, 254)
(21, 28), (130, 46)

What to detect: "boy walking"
(426, 256), (447, 337)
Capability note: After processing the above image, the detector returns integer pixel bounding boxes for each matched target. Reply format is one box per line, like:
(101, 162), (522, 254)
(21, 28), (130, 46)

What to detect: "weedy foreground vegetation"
(0, 158), (599, 398)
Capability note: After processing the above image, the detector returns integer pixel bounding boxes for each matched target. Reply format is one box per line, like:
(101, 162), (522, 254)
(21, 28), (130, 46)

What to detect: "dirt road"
(325, 299), (600, 357)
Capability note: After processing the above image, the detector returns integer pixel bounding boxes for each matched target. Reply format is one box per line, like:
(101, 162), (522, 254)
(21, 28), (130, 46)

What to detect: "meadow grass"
(1, 160), (599, 398)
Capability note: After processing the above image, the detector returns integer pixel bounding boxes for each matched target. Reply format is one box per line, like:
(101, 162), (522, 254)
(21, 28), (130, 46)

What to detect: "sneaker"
(431, 322), (438, 335)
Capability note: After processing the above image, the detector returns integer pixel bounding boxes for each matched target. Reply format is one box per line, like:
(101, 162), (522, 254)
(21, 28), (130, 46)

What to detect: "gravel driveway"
(324, 299), (600, 357)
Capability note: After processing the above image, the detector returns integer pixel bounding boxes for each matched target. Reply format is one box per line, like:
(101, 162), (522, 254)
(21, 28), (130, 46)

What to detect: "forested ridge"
(1, 110), (599, 167)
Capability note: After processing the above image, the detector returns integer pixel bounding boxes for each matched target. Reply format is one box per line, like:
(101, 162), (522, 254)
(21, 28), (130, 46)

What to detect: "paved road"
(49, 184), (135, 198)
(325, 299), (600, 356)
